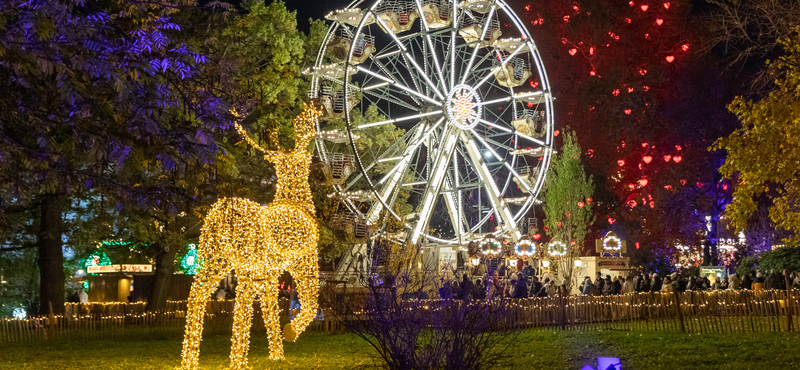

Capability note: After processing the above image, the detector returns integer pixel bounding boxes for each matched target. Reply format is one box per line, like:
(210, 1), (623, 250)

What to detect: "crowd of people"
(437, 266), (800, 300)
(575, 270), (800, 296)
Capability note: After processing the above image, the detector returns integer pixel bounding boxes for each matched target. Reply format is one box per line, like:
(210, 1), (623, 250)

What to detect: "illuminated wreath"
(480, 238), (503, 257)
(548, 241), (567, 257)
(515, 238), (536, 257)
(603, 232), (622, 252)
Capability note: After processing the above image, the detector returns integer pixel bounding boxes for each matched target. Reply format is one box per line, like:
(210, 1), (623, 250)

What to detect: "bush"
(323, 241), (520, 370)
(758, 246), (800, 274)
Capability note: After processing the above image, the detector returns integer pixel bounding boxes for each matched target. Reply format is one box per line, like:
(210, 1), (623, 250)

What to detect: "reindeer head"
(233, 101), (322, 155)
(291, 102), (323, 152)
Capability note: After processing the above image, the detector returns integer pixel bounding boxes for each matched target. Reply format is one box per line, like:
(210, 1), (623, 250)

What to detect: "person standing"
(650, 275), (662, 292)
(613, 276), (622, 295)
(460, 274), (474, 299)
(582, 277), (595, 295)
(661, 276), (674, 292)
(595, 272), (605, 293)
(622, 275), (634, 294)
(602, 276), (614, 295)
(545, 280), (558, 297)
(529, 276), (543, 297)
(742, 272), (753, 290)
(729, 273), (740, 290)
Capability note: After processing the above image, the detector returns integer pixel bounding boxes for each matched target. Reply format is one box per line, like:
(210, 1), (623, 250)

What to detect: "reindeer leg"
(285, 252), (320, 342)
(259, 276), (285, 360)
(180, 268), (227, 370)
(229, 278), (257, 370)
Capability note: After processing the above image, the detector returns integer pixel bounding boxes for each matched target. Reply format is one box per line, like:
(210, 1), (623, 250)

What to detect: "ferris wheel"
(307, 0), (555, 247)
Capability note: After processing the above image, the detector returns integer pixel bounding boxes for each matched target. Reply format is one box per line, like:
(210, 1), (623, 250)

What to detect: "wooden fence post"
(785, 271), (793, 332)
(674, 291), (685, 332)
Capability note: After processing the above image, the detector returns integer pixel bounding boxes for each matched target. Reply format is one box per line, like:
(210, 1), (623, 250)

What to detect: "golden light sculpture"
(180, 103), (322, 369)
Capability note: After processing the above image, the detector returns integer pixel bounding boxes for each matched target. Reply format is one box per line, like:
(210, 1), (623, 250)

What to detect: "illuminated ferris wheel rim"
(312, 0), (555, 245)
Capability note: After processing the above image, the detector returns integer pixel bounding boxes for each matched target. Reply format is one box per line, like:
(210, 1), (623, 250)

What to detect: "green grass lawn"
(2, 329), (799, 369)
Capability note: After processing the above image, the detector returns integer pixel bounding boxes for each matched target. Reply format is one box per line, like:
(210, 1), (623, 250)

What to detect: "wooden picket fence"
(0, 298), (336, 344)
(2, 289), (796, 343)
(506, 289), (799, 333)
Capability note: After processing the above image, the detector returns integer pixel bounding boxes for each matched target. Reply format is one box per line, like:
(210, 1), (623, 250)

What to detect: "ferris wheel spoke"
(369, 9), (445, 101)
(356, 65), (440, 106)
(459, 130), (521, 239)
(410, 124), (460, 244)
(469, 129), (534, 194)
(356, 110), (443, 129)
(412, 0), (448, 94)
(472, 45), (527, 90)
(459, 4), (497, 86)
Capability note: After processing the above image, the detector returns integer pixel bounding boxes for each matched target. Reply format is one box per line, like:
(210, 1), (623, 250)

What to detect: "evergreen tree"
(543, 129), (594, 291)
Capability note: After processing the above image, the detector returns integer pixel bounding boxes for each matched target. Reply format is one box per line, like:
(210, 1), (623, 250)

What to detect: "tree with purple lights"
(0, 0), (221, 314)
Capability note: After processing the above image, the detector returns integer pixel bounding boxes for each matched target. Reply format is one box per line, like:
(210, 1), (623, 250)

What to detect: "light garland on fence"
(180, 103), (322, 369)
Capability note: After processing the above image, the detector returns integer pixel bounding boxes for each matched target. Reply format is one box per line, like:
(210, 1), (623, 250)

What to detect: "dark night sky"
(280, 0), (352, 32)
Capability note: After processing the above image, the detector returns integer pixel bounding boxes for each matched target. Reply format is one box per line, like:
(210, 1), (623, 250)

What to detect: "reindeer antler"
(292, 101), (323, 151)
(232, 102), (322, 155)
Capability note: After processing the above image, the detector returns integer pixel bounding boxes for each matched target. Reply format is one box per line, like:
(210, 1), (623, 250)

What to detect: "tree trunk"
(38, 193), (65, 315)
(146, 241), (178, 312)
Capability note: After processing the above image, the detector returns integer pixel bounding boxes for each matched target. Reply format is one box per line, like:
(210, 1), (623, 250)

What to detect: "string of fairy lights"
(180, 103), (323, 369)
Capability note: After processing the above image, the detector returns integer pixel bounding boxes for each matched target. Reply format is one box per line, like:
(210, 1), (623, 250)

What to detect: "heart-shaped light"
(577, 201), (585, 208)
(664, 2), (671, 9)
(681, 44), (689, 52)
(673, 155), (682, 163)
(642, 142), (648, 147)
(666, 55), (675, 63)
(628, 184), (635, 189)
(639, 178), (649, 187)
(641, 4), (649, 11)
(656, 18), (664, 26)
(628, 87), (634, 93)
(649, 201), (655, 208)
(680, 179), (686, 185)
(533, 233), (542, 240)
(586, 198), (593, 203)
(624, 109), (632, 115)
(617, 159), (625, 167)
(569, 48), (578, 56)
(663, 155), (672, 162)
(608, 217), (616, 224)
(696, 182), (703, 188)
(643, 155), (653, 164)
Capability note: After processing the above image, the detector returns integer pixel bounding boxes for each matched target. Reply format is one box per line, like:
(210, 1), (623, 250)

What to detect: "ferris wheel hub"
(445, 84), (482, 130)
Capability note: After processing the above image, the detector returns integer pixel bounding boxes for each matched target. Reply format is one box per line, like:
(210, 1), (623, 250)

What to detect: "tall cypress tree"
(543, 129), (594, 291)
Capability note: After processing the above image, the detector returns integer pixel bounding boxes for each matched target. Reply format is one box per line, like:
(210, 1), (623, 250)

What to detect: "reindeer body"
(180, 104), (322, 369)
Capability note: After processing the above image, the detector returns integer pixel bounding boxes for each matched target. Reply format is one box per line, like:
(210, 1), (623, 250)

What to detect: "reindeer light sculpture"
(180, 103), (322, 369)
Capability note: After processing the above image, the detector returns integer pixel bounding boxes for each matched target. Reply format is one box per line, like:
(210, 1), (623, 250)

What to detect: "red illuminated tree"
(517, 0), (728, 269)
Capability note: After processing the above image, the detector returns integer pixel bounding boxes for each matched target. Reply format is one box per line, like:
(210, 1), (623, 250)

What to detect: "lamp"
(542, 260), (550, 267)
